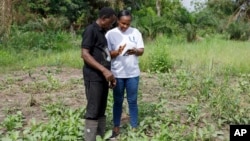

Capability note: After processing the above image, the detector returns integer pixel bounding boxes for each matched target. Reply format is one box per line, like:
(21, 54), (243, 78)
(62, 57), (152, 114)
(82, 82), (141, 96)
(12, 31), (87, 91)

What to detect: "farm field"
(0, 36), (250, 140)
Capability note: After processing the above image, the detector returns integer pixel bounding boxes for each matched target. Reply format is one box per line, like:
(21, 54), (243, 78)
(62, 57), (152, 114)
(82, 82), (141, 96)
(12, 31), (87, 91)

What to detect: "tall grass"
(1, 32), (250, 74)
(0, 48), (82, 73)
(0, 31), (82, 73)
(141, 35), (250, 74)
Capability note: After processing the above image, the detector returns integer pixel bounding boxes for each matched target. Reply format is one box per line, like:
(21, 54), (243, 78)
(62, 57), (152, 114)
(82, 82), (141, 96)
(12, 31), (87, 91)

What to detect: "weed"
(1, 111), (23, 131)
(186, 97), (201, 123)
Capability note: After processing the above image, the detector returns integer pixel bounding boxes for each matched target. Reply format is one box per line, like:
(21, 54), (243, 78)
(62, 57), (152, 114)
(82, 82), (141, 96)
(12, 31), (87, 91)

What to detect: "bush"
(4, 27), (74, 51)
(22, 16), (70, 32)
(146, 45), (173, 73)
(0, 49), (17, 66)
(149, 53), (173, 73)
(226, 21), (250, 41)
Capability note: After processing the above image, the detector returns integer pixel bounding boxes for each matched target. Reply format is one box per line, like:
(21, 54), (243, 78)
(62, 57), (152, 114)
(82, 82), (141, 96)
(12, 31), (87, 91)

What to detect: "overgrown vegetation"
(1, 0), (250, 42)
(1, 34), (250, 140)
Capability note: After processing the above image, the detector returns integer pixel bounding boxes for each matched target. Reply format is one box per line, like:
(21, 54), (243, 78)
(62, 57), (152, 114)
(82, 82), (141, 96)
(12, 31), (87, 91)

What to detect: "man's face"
(100, 15), (116, 30)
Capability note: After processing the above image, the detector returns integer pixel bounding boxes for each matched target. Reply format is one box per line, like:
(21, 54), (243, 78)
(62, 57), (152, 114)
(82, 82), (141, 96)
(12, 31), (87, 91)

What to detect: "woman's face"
(117, 15), (131, 32)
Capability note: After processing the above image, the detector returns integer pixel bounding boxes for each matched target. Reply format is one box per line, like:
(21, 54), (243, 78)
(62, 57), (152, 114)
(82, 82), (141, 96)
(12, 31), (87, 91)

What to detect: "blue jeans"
(113, 76), (139, 128)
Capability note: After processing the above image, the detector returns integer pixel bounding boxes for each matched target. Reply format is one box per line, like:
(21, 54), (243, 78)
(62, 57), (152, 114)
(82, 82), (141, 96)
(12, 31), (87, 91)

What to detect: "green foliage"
(26, 104), (84, 140)
(226, 21), (250, 40)
(209, 83), (250, 124)
(140, 36), (173, 73)
(7, 0), (249, 41)
(132, 1), (184, 39)
(206, 0), (237, 17)
(238, 73), (250, 94)
(1, 111), (23, 131)
(1, 30), (250, 141)
(27, 0), (87, 23)
(0, 50), (17, 66)
(23, 15), (70, 32)
(148, 51), (173, 73)
(14, 0), (111, 30)
(4, 27), (74, 51)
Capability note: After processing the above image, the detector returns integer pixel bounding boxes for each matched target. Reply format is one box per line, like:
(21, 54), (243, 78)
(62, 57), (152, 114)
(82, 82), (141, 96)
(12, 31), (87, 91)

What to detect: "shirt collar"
(93, 22), (106, 33)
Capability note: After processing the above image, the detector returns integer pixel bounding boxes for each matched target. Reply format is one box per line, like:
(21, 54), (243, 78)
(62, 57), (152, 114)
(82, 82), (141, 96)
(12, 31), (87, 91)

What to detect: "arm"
(110, 46), (144, 57)
(109, 44), (126, 58)
(135, 48), (144, 56)
(110, 50), (120, 58)
(125, 47), (144, 56)
(81, 48), (115, 82)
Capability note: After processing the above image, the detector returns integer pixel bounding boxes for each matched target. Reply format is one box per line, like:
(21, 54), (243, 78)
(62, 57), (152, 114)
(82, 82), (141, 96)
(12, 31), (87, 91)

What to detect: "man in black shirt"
(81, 7), (117, 141)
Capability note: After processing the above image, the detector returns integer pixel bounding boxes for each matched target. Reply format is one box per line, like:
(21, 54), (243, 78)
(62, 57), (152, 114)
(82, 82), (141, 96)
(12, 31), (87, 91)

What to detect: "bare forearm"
(110, 50), (119, 58)
(81, 49), (106, 72)
(135, 48), (144, 56)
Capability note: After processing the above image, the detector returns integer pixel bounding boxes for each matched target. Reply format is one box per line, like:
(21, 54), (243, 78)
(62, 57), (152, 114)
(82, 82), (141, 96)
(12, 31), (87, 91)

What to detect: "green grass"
(1, 33), (249, 74)
(142, 35), (250, 74)
(1, 33), (250, 141)
(0, 48), (82, 73)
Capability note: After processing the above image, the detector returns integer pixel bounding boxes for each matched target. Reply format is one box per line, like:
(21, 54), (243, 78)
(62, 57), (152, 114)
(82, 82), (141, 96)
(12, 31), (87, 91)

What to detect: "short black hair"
(117, 10), (132, 20)
(99, 7), (116, 18)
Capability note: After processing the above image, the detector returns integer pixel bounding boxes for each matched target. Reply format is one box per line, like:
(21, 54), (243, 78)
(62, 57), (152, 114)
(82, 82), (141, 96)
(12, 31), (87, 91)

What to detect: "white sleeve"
(136, 29), (144, 48)
(105, 32), (112, 51)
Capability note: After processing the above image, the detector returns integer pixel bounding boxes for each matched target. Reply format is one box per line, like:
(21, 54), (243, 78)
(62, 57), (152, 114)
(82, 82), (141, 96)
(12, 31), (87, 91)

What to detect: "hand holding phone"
(123, 49), (132, 56)
(123, 48), (137, 56)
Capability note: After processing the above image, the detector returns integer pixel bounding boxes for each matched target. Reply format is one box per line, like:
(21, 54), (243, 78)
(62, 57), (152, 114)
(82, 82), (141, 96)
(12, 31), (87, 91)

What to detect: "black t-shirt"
(81, 22), (111, 81)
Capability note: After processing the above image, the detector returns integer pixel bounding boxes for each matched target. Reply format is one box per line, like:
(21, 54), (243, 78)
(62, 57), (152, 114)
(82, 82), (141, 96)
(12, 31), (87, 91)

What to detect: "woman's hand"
(126, 47), (138, 55)
(117, 44), (126, 55)
(110, 44), (126, 58)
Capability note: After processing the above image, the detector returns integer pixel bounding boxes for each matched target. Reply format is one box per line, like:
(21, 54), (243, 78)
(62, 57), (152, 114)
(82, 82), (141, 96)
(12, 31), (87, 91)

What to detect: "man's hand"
(102, 69), (115, 82)
(102, 69), (116, 88)
(109, 78), (116, 89)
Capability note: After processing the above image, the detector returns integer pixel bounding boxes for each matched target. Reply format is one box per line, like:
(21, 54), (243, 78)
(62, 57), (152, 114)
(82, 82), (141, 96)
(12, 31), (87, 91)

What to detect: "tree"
(0, 0), (12, 39)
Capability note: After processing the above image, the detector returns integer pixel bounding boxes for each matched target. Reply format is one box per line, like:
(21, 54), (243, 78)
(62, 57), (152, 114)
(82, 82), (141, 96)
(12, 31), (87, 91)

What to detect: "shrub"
(147, 47), (173, 73)
(0, 49), (17, 66)
(22, 16), (70, 32)
(5, 27), (74, 51)
(226, 21), (250, 41)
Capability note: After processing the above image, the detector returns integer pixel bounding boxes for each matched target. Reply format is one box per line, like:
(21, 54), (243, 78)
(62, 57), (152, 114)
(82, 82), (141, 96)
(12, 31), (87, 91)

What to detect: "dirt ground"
(0, 67), (163, 124)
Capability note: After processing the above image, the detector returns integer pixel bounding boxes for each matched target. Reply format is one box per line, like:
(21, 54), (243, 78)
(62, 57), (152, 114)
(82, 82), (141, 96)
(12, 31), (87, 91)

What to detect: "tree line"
(1, 0), (250, 43)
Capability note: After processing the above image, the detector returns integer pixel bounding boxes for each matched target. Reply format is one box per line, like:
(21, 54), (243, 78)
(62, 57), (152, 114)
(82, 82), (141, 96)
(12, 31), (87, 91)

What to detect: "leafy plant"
(186, 97), (201, 123)
(1, 111), (23, 131)
(226, 21), (250, 40)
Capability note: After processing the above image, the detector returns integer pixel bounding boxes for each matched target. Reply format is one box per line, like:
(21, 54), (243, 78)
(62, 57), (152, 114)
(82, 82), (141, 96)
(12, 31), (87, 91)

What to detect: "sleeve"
(81, 25), (95, 49)
(105, 32), (113, 51)
(136, 29), (144, 49)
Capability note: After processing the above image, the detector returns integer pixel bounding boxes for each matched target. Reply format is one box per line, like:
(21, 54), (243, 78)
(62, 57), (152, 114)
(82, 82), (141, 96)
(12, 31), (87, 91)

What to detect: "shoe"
(109, 131), (119, 140)
(109, 127), (120, 140)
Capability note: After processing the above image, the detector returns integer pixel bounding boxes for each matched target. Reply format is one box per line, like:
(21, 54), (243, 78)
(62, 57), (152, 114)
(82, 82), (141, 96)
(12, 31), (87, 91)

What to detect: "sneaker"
(109, 127), (120, 140)
(109, 131), (119, 140)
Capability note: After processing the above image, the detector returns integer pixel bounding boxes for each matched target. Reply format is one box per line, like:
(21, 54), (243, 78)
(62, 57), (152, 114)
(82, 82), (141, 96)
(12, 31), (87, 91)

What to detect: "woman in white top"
(105, 9), (144, 138)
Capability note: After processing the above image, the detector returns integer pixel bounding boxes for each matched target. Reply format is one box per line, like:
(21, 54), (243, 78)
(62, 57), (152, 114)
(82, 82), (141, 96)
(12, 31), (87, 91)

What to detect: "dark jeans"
(113, 76), (139, 128)
(84, 80), (109, 120)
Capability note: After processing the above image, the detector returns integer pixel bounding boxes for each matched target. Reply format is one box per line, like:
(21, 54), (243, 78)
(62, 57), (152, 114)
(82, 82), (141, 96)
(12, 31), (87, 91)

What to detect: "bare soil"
(0, 67), (163, 124)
